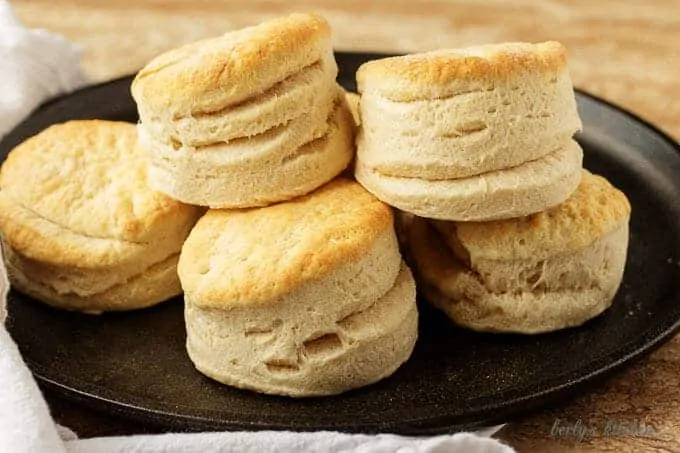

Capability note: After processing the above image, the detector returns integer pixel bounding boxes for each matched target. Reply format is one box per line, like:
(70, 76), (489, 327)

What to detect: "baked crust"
(131, 13), (333, 117)
(178, 179), (395, 307)
(357, 41), (568, 101)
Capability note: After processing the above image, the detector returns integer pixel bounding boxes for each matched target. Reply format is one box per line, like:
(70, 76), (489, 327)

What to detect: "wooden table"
(11, 0), (680, 451)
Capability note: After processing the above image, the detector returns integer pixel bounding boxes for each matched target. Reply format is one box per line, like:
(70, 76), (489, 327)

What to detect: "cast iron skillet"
(3, 52), (680, 435)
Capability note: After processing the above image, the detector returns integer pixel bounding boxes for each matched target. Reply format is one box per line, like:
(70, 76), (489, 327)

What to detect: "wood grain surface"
(9, 0), (680, 451)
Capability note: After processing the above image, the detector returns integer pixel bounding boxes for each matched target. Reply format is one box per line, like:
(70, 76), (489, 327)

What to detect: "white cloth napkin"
(0, 3), (515, 452)
(0, 1), (87, 139)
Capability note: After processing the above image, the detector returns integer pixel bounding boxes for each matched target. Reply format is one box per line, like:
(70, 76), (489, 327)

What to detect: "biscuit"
(0, 120), (199, 312)
(180, 179), (418, 396)
(356, 42), (582, 180)
(409, 171), (631, 333)
(132, 14), (354, 208)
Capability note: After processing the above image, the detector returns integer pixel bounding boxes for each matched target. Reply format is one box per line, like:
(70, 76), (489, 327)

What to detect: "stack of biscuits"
(129, 13), (418, 395)
(131, 13), (354, 209)
(0, 14), (417, 396)
(180, 179), (417, 396)
(354, 42), (631, 334)
(0, 13), (632, 397)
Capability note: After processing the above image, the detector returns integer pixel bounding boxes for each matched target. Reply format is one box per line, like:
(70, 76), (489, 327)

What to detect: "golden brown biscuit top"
(131, 13), (332, 117)
(178, 179), (394, 308)
(0, 120), (195, 244)
(434, 171), (631, 261)
(357, 41), (567, 101)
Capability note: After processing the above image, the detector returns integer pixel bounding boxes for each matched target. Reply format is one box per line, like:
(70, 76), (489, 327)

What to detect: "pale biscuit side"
(148, 96), (355, 208)
(185, 263), (417, 396)
(358, 65), (581, 179)
(411, 218), (628, 333)
(355, 140), (583, 221)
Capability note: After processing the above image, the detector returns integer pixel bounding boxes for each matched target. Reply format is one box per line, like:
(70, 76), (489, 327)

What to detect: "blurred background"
(10, 0), (679, 141)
